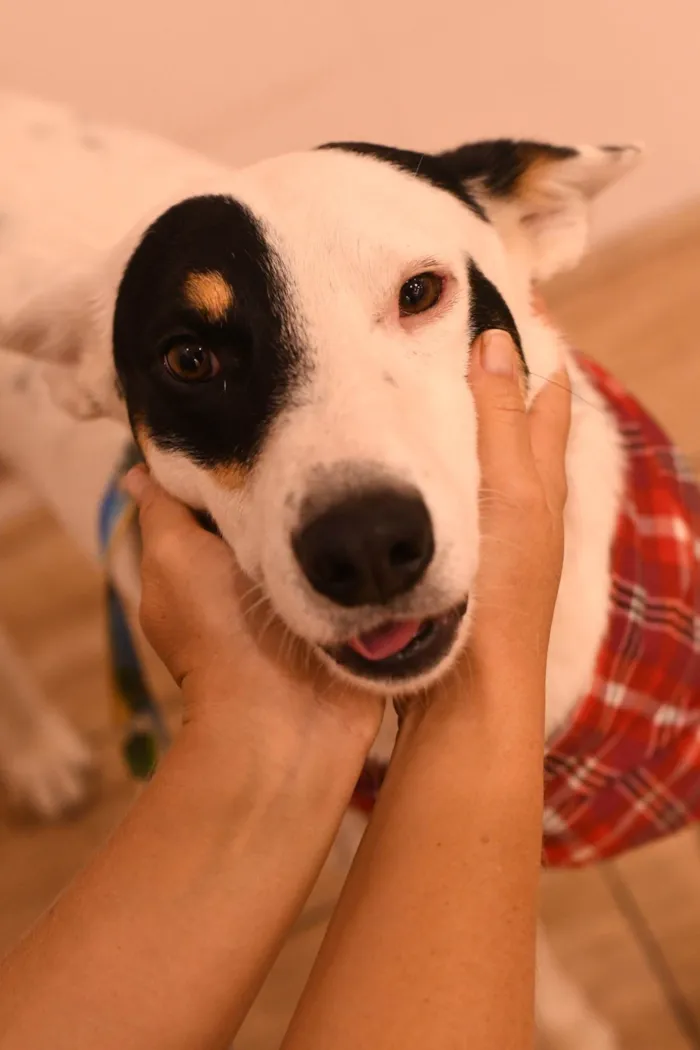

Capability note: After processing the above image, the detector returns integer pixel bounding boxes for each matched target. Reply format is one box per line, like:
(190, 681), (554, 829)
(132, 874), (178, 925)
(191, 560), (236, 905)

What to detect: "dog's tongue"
(348, 620), (422, 661)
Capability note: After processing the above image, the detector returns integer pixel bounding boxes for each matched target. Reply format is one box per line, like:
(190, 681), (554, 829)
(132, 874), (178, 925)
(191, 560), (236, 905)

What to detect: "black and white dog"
(0, 91), (657, 1047)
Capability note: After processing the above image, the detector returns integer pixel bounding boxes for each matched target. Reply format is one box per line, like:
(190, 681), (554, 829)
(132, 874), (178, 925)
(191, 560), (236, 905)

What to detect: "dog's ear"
(0, 267), (123, 420)
(1, 274), (94, 364)
(438, 140), (642, 279)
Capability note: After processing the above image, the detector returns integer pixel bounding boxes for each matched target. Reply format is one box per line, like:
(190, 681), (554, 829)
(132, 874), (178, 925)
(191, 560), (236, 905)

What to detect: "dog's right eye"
(399, 272), (444, 316)
(163, 344), (220, 383)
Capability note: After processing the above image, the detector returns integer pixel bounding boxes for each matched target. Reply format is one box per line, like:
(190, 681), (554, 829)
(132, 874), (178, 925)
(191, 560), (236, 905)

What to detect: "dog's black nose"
(293, 489), (434, 607)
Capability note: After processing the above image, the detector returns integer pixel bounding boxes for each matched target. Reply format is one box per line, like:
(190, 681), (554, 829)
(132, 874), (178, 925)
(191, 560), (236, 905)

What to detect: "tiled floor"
(1, 203), (700, 1047)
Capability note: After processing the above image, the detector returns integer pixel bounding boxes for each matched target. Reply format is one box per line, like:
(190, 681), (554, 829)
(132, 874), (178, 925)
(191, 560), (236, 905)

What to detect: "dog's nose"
(293, 488), (434, 607)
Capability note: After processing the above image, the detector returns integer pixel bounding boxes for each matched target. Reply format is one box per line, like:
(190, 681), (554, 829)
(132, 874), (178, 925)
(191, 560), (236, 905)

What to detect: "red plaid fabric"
(350, 353), (700, 868)
(543, 353), (700, 866)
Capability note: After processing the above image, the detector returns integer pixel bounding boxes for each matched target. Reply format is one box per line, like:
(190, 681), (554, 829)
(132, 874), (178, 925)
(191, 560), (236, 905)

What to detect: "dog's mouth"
(324, 602), (467, 681)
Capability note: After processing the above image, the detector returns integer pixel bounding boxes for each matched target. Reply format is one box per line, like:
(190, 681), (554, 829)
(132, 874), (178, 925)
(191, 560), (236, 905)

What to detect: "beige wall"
(1, 1), (697, 242)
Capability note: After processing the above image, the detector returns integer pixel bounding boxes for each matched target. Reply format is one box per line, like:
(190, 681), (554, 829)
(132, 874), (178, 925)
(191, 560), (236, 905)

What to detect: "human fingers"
(527, 367), (571, 514)
(469, 330), (539, 500)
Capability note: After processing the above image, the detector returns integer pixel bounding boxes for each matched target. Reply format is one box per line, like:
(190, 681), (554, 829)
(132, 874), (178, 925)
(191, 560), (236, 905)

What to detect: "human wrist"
(183, 654), (380, 743)
(174, 672), (378, 810)
(397, 655), (546, 747)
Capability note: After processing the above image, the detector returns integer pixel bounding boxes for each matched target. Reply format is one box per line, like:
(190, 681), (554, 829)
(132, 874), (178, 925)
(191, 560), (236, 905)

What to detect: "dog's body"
(0, 91), (697, 1047)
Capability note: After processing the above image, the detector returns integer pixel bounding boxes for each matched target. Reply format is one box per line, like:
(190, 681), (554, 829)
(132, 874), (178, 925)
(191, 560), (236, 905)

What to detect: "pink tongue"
(348, 620), (422, 661)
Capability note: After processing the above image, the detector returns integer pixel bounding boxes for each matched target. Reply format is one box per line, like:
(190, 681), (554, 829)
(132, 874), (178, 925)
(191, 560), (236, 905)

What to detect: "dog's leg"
(0, 622), (92, 818)
(536, 924), (619, 1050)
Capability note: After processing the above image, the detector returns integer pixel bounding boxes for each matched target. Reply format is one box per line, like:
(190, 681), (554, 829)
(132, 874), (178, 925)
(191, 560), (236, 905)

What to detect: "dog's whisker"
(238, 580), (264, 605)
(279, 624), (298, 667)
(527, 369), (603, 414)
(256, 607), (279, 650)
(237, 578), (262, 604)
(306, 643), (318, 678)
(242, 592), (271, 619)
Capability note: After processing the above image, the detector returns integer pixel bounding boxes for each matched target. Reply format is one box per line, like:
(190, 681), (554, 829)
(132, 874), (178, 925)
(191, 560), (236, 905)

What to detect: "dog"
(1, 91), (698, 1048)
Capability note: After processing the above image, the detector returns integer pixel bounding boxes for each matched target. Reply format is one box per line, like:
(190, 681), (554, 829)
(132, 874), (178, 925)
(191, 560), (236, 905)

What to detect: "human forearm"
(282, 673), (545, 1050)
(0, 687), (374, 1050)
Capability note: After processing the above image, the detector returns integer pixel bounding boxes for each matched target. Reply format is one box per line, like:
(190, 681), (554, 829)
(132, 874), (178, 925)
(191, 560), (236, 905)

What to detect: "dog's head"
(5, 138), (640, 691)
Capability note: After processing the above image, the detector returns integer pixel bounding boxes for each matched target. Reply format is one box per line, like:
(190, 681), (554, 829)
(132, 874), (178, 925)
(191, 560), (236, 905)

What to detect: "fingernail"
(121, 465), (149, 502)
(481, 330), (515, 376)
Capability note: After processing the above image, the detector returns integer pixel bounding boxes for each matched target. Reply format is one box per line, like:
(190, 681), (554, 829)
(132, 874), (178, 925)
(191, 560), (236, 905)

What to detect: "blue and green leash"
(98, 444), (169, 779)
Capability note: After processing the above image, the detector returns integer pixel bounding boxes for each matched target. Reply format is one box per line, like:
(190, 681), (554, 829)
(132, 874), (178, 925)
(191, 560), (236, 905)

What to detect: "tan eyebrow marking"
(183, 270), (234, 321)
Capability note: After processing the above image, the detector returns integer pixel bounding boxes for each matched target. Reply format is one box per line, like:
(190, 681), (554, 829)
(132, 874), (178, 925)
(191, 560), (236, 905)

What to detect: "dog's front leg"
(0, 622), (93, 819)
(536, 923), (619, 1050)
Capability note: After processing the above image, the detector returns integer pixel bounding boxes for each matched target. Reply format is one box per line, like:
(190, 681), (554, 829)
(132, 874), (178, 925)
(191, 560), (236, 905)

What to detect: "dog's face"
(6, 138), (640, 692)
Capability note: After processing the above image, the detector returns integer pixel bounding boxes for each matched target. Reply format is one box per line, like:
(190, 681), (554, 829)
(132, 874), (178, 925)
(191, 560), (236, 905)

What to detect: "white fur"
(0, 91), (638, 1047)
(0, 621), (92, 818)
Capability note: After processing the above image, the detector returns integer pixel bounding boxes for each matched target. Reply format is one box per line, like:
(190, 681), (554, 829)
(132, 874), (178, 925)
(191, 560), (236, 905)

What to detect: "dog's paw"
(0, 710), (94, 820)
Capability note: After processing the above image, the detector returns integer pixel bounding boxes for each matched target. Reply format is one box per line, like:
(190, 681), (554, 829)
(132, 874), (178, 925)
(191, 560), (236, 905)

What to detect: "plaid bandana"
(542, 354), (700, 866)
(351, 353), (700, 868)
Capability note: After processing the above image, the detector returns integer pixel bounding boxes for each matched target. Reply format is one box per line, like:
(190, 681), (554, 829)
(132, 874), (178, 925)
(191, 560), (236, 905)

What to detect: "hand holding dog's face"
(123, 329), (570, 749)
(468, 331), (570, 678)
(121, 463), (386, 757)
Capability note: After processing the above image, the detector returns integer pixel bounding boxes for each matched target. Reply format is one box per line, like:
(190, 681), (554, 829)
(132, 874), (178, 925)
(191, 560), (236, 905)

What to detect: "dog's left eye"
(399, 272), (443, 316)
(163, 344), (220, 383)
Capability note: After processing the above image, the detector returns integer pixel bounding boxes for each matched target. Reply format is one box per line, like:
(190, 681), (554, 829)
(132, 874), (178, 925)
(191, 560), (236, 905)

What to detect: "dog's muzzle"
(293, 485), (465, 681)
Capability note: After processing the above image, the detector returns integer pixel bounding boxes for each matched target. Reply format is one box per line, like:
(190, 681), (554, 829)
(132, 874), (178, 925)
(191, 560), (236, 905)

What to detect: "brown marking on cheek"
(209, 462), (249, 491)
(133, 421), (152, 460)
(183, 270), (234, 322)
(134, 423), (248, 492)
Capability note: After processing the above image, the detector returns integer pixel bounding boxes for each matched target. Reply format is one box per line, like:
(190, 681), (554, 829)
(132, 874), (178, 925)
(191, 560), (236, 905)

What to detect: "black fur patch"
(439, 140), (576, 197)
(318, 142), (488, 222)
(113, 195), (307, 469)
(467, 260), (527, 375)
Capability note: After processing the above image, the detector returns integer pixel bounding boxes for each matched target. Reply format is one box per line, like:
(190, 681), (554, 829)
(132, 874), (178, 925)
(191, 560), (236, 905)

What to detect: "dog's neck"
(516, 299), (625, 737)
(544, 346), (623, 735)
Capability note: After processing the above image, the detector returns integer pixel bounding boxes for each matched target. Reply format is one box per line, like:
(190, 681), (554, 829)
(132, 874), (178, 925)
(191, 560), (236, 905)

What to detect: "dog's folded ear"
(437, 140), (643, 280)
(0, 269), (123, 420)
(1, 274), (93, 364)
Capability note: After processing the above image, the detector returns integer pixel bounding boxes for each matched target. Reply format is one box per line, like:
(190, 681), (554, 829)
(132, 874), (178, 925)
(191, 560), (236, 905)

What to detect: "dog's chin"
(317, 602), (468, 695)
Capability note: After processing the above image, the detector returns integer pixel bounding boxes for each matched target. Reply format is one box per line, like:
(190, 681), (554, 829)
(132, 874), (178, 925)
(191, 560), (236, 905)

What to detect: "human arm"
(0, 478), (383, 1050)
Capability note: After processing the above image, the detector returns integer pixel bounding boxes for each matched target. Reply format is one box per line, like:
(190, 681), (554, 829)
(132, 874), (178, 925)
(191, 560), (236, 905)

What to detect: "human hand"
(394, 326), (569, 736)
(467, 328), (570, 680)
(121, 468), (384, 764)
